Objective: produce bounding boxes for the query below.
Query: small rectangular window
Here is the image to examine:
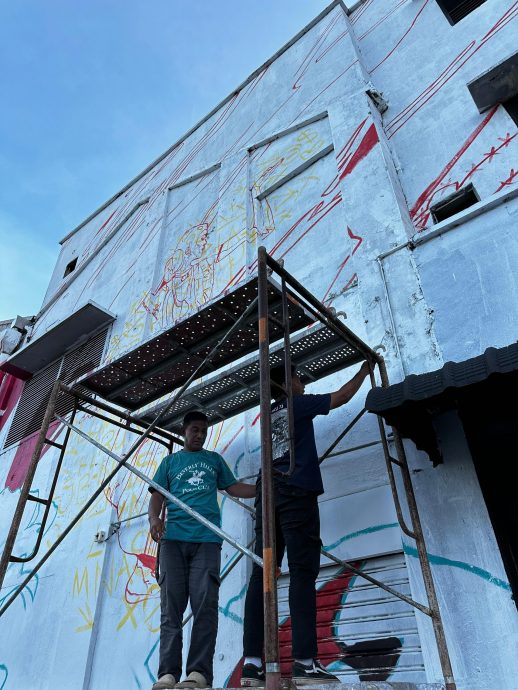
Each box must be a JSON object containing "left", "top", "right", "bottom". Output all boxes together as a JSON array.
[
  {"left": 436, "top": 0, "right": 487, "bottom": 25},
  {"left": 64, "top": 257, "right": 78, "bottom": 277},
  {"left": 430, "top": 184, "right": 480, "bottom": 223}
]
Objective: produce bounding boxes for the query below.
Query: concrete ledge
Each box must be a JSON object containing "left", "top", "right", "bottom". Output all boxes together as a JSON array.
[{"left": 226, "top": 679, "right": 444, "bottom": 690}]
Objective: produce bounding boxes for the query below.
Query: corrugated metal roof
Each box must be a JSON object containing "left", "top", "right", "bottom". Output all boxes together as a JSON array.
[{"left": 365, "top": 343, "right": 518, "bottom": 465}]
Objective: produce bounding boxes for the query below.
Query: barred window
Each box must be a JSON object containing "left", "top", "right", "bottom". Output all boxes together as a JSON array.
[
  {"left": 436, "top": 0, "right": 487, "bottom": 24},
  {"left": 4, "top": 328, "right": 108, "bottom": 447}
]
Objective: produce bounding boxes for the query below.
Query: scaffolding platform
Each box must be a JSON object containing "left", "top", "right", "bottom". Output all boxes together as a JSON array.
[
  {"left": 77, "top": 276, "right": 319, "bottom": 410},
  {"left": 0, "top": 249, "right": 457, "bottom": 690},
  {"left": 137, "top": 323, "right": 363, "bottom": 434}
]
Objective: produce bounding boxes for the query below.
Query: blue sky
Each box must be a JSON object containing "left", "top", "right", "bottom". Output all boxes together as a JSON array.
[{"left": 0, "top": 1, "right": 326, "bottom": 319}]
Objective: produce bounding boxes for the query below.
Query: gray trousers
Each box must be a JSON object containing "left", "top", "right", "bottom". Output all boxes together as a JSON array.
[{"left": 158, "top": 540, "right": 221, "bottom": 683}]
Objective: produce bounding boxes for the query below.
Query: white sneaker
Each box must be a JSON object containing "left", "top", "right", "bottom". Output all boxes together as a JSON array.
[
  {"left": 152, "top": 674, "right": 176, "bottom": 690},
  {"left": 176, "top": 671, "right": 209, "bottom": 688}
]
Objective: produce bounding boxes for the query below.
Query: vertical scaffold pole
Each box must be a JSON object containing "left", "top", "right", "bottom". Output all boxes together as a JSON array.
[{"left": 257, "top": 246, "right": 281, "bottom": 690}]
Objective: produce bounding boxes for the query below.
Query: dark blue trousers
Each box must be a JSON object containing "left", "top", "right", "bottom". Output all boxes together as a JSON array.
[{"left": 243, "top": 485, "right": 321, "bottom": 660}]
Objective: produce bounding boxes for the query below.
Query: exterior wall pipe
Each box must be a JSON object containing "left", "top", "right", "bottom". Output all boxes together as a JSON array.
[
  {"left": 375, "top": 257, "right": 407, "bottom": 376},
  {"left": 257, "top": 246, "right": 281, "bottom": 690}
]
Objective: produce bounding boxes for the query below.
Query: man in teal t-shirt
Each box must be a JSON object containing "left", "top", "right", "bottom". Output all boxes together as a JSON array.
[{"left": 148, "top": 411, "right": 255, "bottom": 690}]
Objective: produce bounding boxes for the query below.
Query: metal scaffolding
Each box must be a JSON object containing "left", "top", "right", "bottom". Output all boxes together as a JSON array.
[{"left": 0, "top": 247, "right": 457, "bottom": 690}]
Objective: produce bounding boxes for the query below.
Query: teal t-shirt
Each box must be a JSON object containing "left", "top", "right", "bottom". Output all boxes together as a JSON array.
[{"left": 151, "top": 449, "right": 237, "bottom": 543}]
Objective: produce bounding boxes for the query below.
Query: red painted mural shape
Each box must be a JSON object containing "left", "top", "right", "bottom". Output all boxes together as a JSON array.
[
  {"left": 4, "top": 420, "right": 61, "bottom": 491},
  {"left": 410, "top": 107, "right": 517, "bottom": 230},
  {"left": 0, "top": 372, "right": 25, "bottom": 434},
  {"left": 226, "top": 566, "right": 402, "bottom": 687},
  {"left": 384, "top": 1, "right": 518, "bottom": 139}
]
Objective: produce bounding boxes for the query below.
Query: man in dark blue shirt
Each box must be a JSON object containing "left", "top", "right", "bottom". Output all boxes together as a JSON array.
[{"left": 241, "top": 361, "right": 371, "bottom": 686}]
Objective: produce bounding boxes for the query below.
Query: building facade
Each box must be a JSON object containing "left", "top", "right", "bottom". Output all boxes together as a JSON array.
[{"left": 1, "top": 1, "right": 517, "bottom": 688}]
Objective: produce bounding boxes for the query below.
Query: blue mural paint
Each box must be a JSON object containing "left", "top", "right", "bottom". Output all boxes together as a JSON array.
[
  {"left": 131, "top": 669, "right": 143, "bottom": 690},
  {"left": 219, "top": 583, "right": 247, "bottom": 624},
  {"left": 0, "top": 664, "right": 7, "bottom": 690},
  {"left": 323, "top": 522, "right": 399, "bottom": 551},
  {"left": 323, "top": 523, "right": 511, "bottom": 591},
  {"left": 218, "top": 606, "right": 242, "bottom": 624},
  {"left": 403, "top": 543, "right": 511, "bottom": 591},
  {"left": 233, "top": 451, "right": 245, "bottom": 477},
  {"left": 144, "top": 637, "right": 160, "bottom": 683}
]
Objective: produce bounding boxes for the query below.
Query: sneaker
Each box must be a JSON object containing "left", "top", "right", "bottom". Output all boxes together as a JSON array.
[
  {"left": 176, "top": 671, "right": 208, "bottom": 689},
  {"left": 152, "top": 674, "right": 176, "bottom": 690},
  {"left": 292, "top": 660, "right": 340, "bottom": 684},
  {"left": 241, "top": 663, "right": 265, "bottom": 687}
]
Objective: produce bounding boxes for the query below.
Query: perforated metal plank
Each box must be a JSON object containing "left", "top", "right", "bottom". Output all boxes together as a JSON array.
[
  {"left": 137, "top": 323, "right": 364, "bottom": 434},
  {"left": 78, "top": 276, "right": 316, "bottom": 410}
]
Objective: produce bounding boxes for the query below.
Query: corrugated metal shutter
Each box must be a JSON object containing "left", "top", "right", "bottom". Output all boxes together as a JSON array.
[
  {"left": 5, "top": 328, "right": 108, "bottom": 447},
  {"left": 277, "top": 552, "right": 426, "bottom": 683}
]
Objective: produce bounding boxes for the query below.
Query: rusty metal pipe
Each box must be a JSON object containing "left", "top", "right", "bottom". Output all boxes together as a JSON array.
[
  {"left": 318, "top": 407, "right": 367, "bottom": 465},
  {"left": 60, "top": 383, "right": 180, "bottom": 445},
  {"left": 258, "top": 246, "right": 281, "bottom": 690},
  {"left": 75, "top": 404, "right": 172, "bottom": 450},
  {"left": 10, "top": 402, "right": 78, "bottom": 564},
  {"left": 377, "top": 358, "right": 457, "bottom": 690}
]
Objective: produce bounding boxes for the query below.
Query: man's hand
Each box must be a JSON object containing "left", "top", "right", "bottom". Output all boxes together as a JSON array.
[
  {"left": 359, "top": 360, "right": 372, "bottom": 377},
  {"left": 149, "top": 516, "right": 165, "bottom": 542}
]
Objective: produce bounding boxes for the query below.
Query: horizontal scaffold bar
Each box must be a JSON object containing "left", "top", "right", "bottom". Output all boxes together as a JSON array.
[{"left": 55, "top": 415, "right": 262, "bottom": 567}]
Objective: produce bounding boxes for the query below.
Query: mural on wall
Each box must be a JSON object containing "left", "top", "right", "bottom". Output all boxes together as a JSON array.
[
  {"left": 226, "top": 565, "right": 403, "bottom": 686},
  {"left": 410, "top": 107, "right": 517, "bottom": 229}
]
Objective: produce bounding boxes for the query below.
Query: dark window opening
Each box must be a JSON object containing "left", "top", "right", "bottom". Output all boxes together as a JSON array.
[
  {"left": 430, "top": 183, "right": 479, "bottom": 223},
  {"left": 64, "top": 257, "right": 78, "bottom": 277},
  {"left": 467, "top": 52, "right": 518, "bottom": 115},
  {"left": 436, "top": 0, "right": 487, "bottom": 24},
  {"left": 503, "top": 94, "right": 518, "bottom": 126},
  {"left": 4, "top": 328, "right": 108, "bottom": 447}
]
